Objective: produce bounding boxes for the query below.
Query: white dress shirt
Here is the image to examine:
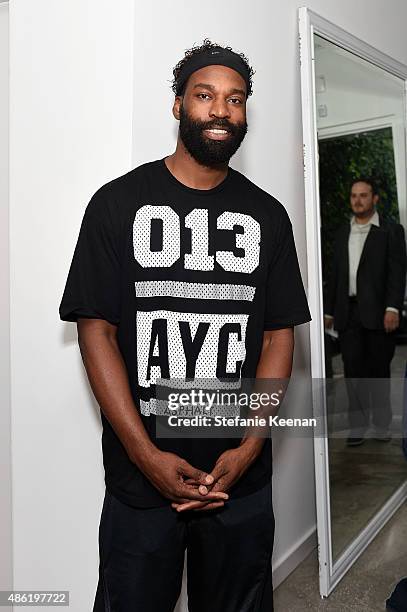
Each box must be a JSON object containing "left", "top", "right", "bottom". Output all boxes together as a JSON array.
[{"left": 348, "top": 210, "right": 379, "bottom": 296}]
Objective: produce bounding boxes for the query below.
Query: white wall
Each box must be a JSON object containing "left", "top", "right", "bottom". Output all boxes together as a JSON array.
[
  {"left": 0, "top": 3, "right": 11, "bottom": 609},
  {"left": 9, "top": 1, "right": 407, "bottom": 611},
  {"left": 315, "top": 43, "right": 405, "bottom": 130},
  {"left": 9, "top": 2, "right": 134, "bottom": 610}
]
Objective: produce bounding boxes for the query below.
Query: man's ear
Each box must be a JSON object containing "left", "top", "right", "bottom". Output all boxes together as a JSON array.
[
  {"left": 172, "top": 96, "right": 183, "bottom": 121},
  {"left": 373, "top": 194, "right": 379, "bottom": 205}
]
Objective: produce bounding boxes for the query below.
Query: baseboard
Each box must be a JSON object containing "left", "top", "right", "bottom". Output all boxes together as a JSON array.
[{"left": 272, "top": 525, "right": 317, "bottom": 589}]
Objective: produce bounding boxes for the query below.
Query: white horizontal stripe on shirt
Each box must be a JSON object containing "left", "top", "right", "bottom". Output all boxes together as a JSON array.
[{"left": 134, "top": 280, "right": 256, "bottom": 302}]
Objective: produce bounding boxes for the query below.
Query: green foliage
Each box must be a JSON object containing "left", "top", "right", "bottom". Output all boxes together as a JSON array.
[{"left": 319, "top": 127, "right": 399, "bottom": 283}]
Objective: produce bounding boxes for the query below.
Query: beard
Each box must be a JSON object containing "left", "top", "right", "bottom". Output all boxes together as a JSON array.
[
  {"left": 352, "top": 203, "right": 374, "bottom": 217},
  {"left": 178, "top": 104, "right": 248, "bottom": 167}
]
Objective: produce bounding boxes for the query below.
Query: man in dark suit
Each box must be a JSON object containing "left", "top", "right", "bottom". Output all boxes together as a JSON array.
[{"left": 324, "top": 177, "right": 406, "bottom": 445}]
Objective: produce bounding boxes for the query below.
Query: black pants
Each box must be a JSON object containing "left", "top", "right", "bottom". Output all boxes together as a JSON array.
[
  {"left": 93, "top": 483, "right": 274, "bottom": 612},
  {"left": 339, "top": 299, "right": 396, "bottom": 435}
]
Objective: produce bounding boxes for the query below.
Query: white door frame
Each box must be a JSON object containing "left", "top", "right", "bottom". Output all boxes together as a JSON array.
[{"left": 298, "top": 6, "right": 407, "bottom": 598}]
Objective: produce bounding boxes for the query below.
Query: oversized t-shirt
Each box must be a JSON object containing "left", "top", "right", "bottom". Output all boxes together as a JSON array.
[{"left": 59, "top": 157, "right": 311, "bottom": 508}]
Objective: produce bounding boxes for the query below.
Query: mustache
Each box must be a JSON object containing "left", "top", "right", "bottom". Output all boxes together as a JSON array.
[{"left": 199, "top": 118, "right": 245, "bottom": 134}]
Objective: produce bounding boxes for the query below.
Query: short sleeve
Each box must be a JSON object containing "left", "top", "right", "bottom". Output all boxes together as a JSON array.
[
  {"left": 263, "top": 208, "right": 311, "bottom": 330},
  {"left": 59, "top": 187, "right": 121, "bottom": 325}
]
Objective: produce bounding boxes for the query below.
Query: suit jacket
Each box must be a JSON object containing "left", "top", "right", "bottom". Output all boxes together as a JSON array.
[{"left": 325, "top": 214, "right": 407, "bottom": 331}]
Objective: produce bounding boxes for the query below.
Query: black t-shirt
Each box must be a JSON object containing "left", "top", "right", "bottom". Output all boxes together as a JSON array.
[{"left": 59, "top": 157, "right": 311, "bottom": 508}]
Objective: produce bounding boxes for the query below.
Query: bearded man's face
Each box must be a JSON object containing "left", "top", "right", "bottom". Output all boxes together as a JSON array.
[{"left": 179, "top": 103, "right": 248, "bottom": 166}]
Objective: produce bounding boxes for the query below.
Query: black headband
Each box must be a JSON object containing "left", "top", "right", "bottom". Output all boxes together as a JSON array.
[{"left": 176, "top": 47, "right": 251, "bottom": 96}]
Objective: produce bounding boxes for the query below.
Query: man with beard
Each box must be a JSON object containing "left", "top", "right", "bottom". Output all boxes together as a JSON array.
[
  {"left": 59, "top": 39, "right": 311, "bottom": 611},
  {"left": 324, "top": 178, "right": 406, "bottom": 445}
]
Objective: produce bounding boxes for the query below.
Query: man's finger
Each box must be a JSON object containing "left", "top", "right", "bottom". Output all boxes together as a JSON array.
[
  {"left": 173, "top": 499, "right": 226, "bottom": 512},
  {"left": 179, "top": 462, "right": 214, "bottom": 485},
  {"left": 180, "top": 484, "right": 211, "bottom": 496},
  {"left": 171, "top": 499, "right": 212, "bottom": 509},
  {"left": 176, "top": 486, "right": 228, "bottom": 503},
  {"left": 208, "top": 462, "right": 227, "bottom": 484},
  {"left": 193, "top": 501, "right": 225, "bottom": 511},
  {"left": 183, "top": 474, "right": 214, "bottom": 486},
  {"left": 207, "top": 477, "right": 233, "bottom": 495},
  {"left": 181, "top": 479, "right": 227, "bottom": 496}
]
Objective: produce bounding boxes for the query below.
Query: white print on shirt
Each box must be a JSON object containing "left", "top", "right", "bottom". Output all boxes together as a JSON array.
[
  {"left": 136, "top": 310, "right": 249, "bottom": 387},
  {"left": 132, "top": 205, "right": 259, "bottom": 390},
  {"left": 133, "top": 205, "right": 260, "bottom": 273},
  {"left": 184, "top": 208, "right": 214, "bottom": 270}
]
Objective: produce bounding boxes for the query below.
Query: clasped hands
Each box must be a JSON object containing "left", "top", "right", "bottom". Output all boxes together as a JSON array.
[{"left": 143, "top": 446, "right": 253, "bottom": 513}]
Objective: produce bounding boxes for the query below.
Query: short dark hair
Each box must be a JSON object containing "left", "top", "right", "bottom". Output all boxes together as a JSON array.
[
  {"left": 171, "top": 38, "right": 255, "bottom": 98},
  {"left": 350, "top": 177, "right": 379, "bottom": 195}
]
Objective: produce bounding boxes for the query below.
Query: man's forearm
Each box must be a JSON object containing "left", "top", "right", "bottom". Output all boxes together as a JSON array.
[
  {"left": 77, "top": 319, "right": 157, "bottom": 471},
  {"left": 238, "top": 328, "right": 294, "bottom": 455}
]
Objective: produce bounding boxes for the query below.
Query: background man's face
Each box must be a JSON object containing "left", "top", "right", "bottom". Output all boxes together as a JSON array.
[
  {"left": 175, "top": 64, "right": 248, "bottom": 166},
  {"left": 350, "top": 182, "right": 378, "bottom": 217}
]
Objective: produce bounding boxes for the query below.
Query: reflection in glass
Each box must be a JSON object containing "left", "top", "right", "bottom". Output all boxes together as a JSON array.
[{"left": 314, "top": 34, "right": 407, "bottom": 561}]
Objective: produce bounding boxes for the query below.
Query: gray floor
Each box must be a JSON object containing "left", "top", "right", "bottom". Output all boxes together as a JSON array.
[
  {"left": 274, "top": 504, "right": 407, "bottom": 612},
  {"left": 274, "top": 501, "right": 407, "bottom": 611},
  {"left": 329, "top": 437, "right": 407, "bottom": 559},
  {"left": 327, "top": 344, "right": 407, "bottom": 558}
]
